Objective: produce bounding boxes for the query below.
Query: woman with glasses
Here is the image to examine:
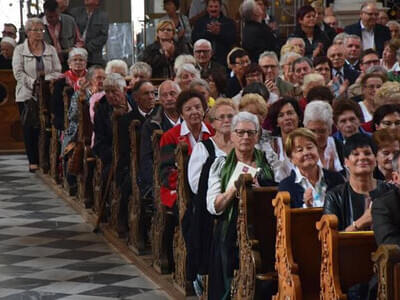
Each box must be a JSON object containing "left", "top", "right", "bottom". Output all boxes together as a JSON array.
[
  {"left": 359, "top": 73, "right": 386, "bottom": 123},
  {"left": 279, "top": 128, "right": 344, "bottom": 208},
  {"left": 372, "top": 104, "right": 400, "bottom": 131},
  {"left": 140, "top": 20, "right": 189, "bottom": 78},
  {"left": 12, "top": 17, "right": 61, "bottom": 172},
  {"left": 206, "top": 111, "right": 275, "bottom": 299}
]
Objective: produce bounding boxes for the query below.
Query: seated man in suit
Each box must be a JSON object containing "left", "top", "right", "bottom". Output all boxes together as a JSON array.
[
  {"left": 193, "top": 39, "right": 225, "bottom": 73},
  {"left": 344, "top": 0, "right": 391, "bottom": 57},
  {"left": 327, "top": 44, "right": 360, "bottom": 86},
  {"left": 344, "top": 34, "right": 362, "bottom": 72}
]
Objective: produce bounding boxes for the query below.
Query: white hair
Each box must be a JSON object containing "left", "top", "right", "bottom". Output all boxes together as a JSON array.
[
  {"left": 103, "top": 73, "right": 126, "bottom": 92},
  {"left": 190, "top": 78, "right": 210, "bottom": 92},
  {"left": 343, "top": 34, "right": 361, "bottom": 46},
  {"left": 193, "top": 39, "right": 212, "bottom": 50},
  {"left": 279, "top": 51, "right": 302, "bottom": 67},
  {"left": 259, "top": 51, "right": 278, "bottom": 65},
  {"left": 287, "top": 37, "right": 305, "bottom": 48},
  {"left": 333, "top": 32, "right": 349, "bottom": 44},
  {"left": 105, "top": 59, "right": 128, "bottom": 76},
  {"left": 176, "top": 63, "right": 200, "bottom": 79},
  {"left": 231, "top": 111, "right": 260, "bottom": 132},
  {"left": 174, "top": 54, "right": 196, "bottom": 73},
  {"left": 158, "top": 79, "right": 181, "bottom": 96},
  {"left": 302, "top": 73, "right": 325, "bottom": 91},
  {"left": 303, "top": 100, "right": 333, "bottom": 129},
  {"left": 68, "top": 47, "right": 88, "bottom": 62},
  {"left": 240, "top": 0, "right": 257, "bottom": 22},
  {"left": 0, "top": 37, "right": 16, "bottom": 48},
  {"left": 130, "top": 61, "right": 152, "bottom": 78},
  {"left": 387, "top": 20, "right": 400, "bottom": 29},
  {"left": 25, "top": 18, "right": 43, "bottom": 32}
]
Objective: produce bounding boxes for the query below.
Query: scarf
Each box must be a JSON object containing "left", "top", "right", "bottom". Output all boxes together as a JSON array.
[{"left": 64, "top": 69, "right": 87, "bottom": 91}]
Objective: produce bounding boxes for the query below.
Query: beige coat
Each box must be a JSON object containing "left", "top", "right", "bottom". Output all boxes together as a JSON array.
[{"left": 12, "top": 40, "right": 61, "bottom": 102}]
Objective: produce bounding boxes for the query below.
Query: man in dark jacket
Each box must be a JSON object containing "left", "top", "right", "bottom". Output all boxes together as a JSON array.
[
  {"left": 191, "top": 0, "right": 236, "bottom": 67},
  {"left": 327, "top": 44, "right": 360, "bottom": 85},
  {"left": 344, "top": 1, "right": 391, "bottom": 57},
  {"left": 70, "top": 0, "right": 108, "bottom": 66}
]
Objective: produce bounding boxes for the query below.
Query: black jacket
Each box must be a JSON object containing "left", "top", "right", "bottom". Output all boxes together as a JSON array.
[
  {"left": 279, "top": 168, "right": 345, "bottom": 208},
  {"left": 372, "top": 187, "right": 400, "bottom": 247},
  {"left": 323, "top": 180, "right": 395, "bottom": 231},
  {"left": 192, "top": 13, "right": 236, "bottom": 67},
  {"left": 290, "top": 25, "right": 331, "bottom": 58},
  {"left": 242, "top": 20, "right": 279, "bottom": 62},
  {"left": 344, "top": 21, "right": 391, "bottom": 57},
  {"left": 321, "top": 22, "right": 337, "bottom": 43}
]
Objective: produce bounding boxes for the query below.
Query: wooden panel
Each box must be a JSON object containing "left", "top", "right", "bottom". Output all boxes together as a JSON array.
[{"left": 0, "top": 70, "right": 24, "bottom": 152}]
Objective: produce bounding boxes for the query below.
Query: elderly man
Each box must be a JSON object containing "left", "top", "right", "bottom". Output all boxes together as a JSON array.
[
  {"left": 287, "top": 37, "right": 306, "bottom": 56},
  {"left": 191, "top": 0, "right": 236, "bottom": 67},
  {"left": 70, "top": 0, "right": 109, "bottom": 66},
  {"left": 0, "top": 37, "right": 16, "bottom": 69},
  {"left": 343, "top": 34, "right": 362, "bottom": 71},
  {"left": 193, "top": 38, "right": 225, "bottom": 72},
  {"left": 139, "top": 80, "right": 180, "bottom": 198},
  {"left": 42, "top": 0, "right": 83, "bottom": 70},
  {"left": 2, "top": 23, "right": 17, "bottom": 40},
  {"left": 292, "top": 57, "right": 313, "bottom": 86},
  {"left": 327, "top": 44, "right": 359, "bottom": 85},
  {"left": 344, "top": 0, "right": 391, "bottom": 57},
  {"left": 259, "top": 51, "right": 295, "bottom": 97}
]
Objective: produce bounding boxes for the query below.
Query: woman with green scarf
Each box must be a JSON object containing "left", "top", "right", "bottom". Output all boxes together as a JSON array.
[{"left": 206, "top": 111, "right": 275, "bottom": 299}]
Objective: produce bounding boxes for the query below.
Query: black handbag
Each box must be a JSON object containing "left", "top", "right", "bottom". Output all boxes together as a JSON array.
[{"left": 21, "top": 99, "right": 39, "bottom": 128}]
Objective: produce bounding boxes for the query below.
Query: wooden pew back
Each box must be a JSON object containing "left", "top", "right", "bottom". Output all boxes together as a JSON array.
[
  {"left": 317, "top": 214, "right": 376, "bottom": 300},
  {"left": 232, "top": 174, "right": 278, "bottom": 299},
  {"left": 273, "top": 192, "right": 322, "bottom": 300},
  {"left": 38, "top": 75, "right": 52, "bottom": 173}
]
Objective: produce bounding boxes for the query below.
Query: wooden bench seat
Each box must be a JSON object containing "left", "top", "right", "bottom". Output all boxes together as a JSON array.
[
  {"left": 272, "top": 191, "right": 323, "bottom": 300},
  {"left": 316, "top": 214, "right": 377, "bottom": 300}
]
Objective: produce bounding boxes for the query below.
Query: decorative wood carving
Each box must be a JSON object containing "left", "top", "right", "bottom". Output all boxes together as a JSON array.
[
  {"left": 128, "top": 119, "right": 146, "bottom": 254},
  {"left": 372, "top": 244, "right": 400, "bottom": 300},
  {"left": 38, "top": 75, "right": 51, "bottom": 173},
  {"left": 151, "top": 130, "right": 171, "bottom": 274},
  {"left": 173, "top": 142, "right": 194, "bottom": 296}
]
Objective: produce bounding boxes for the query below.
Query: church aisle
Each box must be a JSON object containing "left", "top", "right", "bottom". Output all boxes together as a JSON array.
[{"left": 0, "top": 155, "right": 169, "bottom": 300}]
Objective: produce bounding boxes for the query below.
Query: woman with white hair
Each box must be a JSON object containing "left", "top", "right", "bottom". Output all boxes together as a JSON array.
[
  {"left": 173, "top": 54, "right": 196, "bottom": 74},
  {"left": 280, "top": 51, "right": 302, "bottom": 84},
  {"left": 0, "top": 37, "right": 16, "bottom": 69},
  {"left": 303, "top": 100, "right": 344, "bottom": 173},
  {"left": 240, "top": 0, "right": 279, "bottom": 62},
  {"left": 175, "top": 63, "right": 200, "bottom": 90},
  {"left": 207, "top": 111, "right": 275, "bottom": 299},
  {"left": 12, "top": 17, "right": 61, "bottom": 172},
  {"left": 129, "top": 61, "right": 152, "bottom": 88}
]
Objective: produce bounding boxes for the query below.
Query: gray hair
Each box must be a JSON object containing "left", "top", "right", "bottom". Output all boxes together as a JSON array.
[
  {"left": 193, "top": 39, "right": 212, "bottom": 50},
  {"left": 259, "top": 51, "right": 278, "bottom": 65},
  {"left": 387, "top": 20, "right": 400, "bottom": 29},
  {"left": 287, "top": 37, "right": 305, "bottom": 48},
  {"left": 292, "top": 56, "right": 313, "bottom": 71},
  {"left": 85, "top": 65, "right": 104, "bottom": 82},
  {"left": 105, "top": 59, "right": 128, "bottom": 76},
  {"left": 158, "top": 79, "right": 181, "bottom": 96},
  {"left": 174, "top": 54, "right": 196, "bottom": 73},
  {"left": 280, "top": 51, "right": 302, "bottom": 67},
  {"left": 303, "top": 100, "right": 333, "bottom": 129},
  {"left": 240, "top": 0, "right": 257, "bottom": 22},
  {"left": 176, "top": 63, "right": 200, "bottom": 79},
  {"left": 333, "top": 32, "right": 349, "bottom": 44},
  {"left": 68, "top": 47, "right": 88, "bottom": 62},
  {"left": 130, "top": 61, "right": 152, "bottom": 78},
  {"left": 366, "top": 65, "right": 388, "bottom": 76},
  {"left": 392, "top": 151, "right": 400, "bottom": 173},
  {"left": 25, "top": 18, "right": 43, "bottom": 32},
  {"left": 231, "top": 111, "right": 260, "bottom": 132},
  {"left": 343, "top": 34, "right": 361, "bottom": 46},
  {"left": 103, "top": 73, "right": 126, "bottom": 92},
  {"left": 190, "top": 78, "right": 210, "bottom": 92},
  {"left": 360, "top": 0, "right": 377, "bottom": 10}
]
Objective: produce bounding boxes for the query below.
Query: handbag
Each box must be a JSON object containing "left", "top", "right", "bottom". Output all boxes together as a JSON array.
[
  {"left": 21, "top": 99, "right": 39, "bottom": 128},
  {"left": 67, "top": 141, "right": 84, "bottom": 175}
]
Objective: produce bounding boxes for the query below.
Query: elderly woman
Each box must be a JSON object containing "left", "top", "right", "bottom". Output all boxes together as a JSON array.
[
  {"left": 140, "top": 19, "right": 189, "bottom": 78},
  {"left": 387, "top": 21, "right": 400, "bottom": 40},
  {"left": 280, "top": 51, "right": 302, "bottom": 84},
  {"left": 381, "top": 39, "right": 400, "bottom": 71},
  {"left": 304, "top": 101, "right": 344, "bottom": 172},
  {"left": 372, "top": 104, "right": 400, "bottom": 131},
  {"left": 240, "top": 0, "right": 278, "bottom": 63},
  {"left": 373, "top": 129, "right": 400, "bottom": 181},
  {"left": 52, "top": 47, "right": 88, "bottom": 131},
  {"left": 175, "top": 63, "right": 200, "bottom": 91},
  {"left": 174, "top": 54, "right": 196, "bottom": 74},
  {"left": 279, "top": 128, "right": 345, "bottom": 208},
  {"left": 12, "top": 17, "right": 61, "bottom": 172},
  {"left": 160, "top": 89, "right": 214, "bottom": 208},
  {"left": 0, "top": 37, "right": 16, "bottom": 69},
  {"left": 207, "top": 111, "right": 274, "bottom": 299},
  {"left": 359, "top": 73, "right": 387, "bottom": 123},
  {"left": 299, "top": 72, "right": 325, "bottom": 110},
  {"left": 324, "top": 133, "right": 395, "bottom": 231},
  {"left": 289, "top": 5, "right": 330, "bottom": 58},
  {"left": 127, "top": 61, "right": 152, "bottom": 103}
]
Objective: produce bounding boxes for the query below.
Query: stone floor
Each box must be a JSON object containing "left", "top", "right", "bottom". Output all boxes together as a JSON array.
[{"left": 0, "top": 155, "right": 170, "bottom": 300}]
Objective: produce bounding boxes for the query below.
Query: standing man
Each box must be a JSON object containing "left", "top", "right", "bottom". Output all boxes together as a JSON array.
[
  {"left": 344, "top": 0, "right": 391, "bottom": 57},
  {"left": 343, "top": 34, "right": 362, "bottom": 71},
  {"left": 192, "top": 0, "right": 236, "bottom": 67},
  {"left": 70, "top": 0, "right": 109, "bottom": 66}
]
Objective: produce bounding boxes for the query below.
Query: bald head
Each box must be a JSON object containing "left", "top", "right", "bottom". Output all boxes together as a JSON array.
[
  {"left": 159, "top": 80, "right": 180, "bottom": 112},
  {"left": 327, "top": 45, "right": 345, "bottom": 69}
]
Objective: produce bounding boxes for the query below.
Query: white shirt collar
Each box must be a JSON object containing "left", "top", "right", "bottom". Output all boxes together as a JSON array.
[
  {"left": 180, "top": 120, "right": 210, "bottom": 136},
  {"left": 294, "top": 165, "right": 323, "bottom": 184},
  {"left": 165, "top": 113, "right": 181, "bottom": 126},
  {"left": 138, "top": 107, "right": 152, "bottom": 117}
]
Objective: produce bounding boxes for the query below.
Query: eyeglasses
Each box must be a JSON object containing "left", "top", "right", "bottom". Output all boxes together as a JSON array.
[
  {"left": 234, "top": 60, "right": 250, "bottom": 66},
  {"left": 362, "top": 59, "right": 379, "bottom": 65},
  {"left": 194, "top": 49, "right": 211, "bottom": 54},
  {"left": 29, "top": 28, "right": 45, "bottom": 33},
  {"left": 234, "top": 129, "right": 258, "bottom": 137},
  {"left": 2, "top": 31, "right": 15, "bottom": 37},
  {"left": 215, "top": 114, "right": 234, "bottom": 121},
  {"left": 159, "top": 28, "right": 174, "bottom": 32}
]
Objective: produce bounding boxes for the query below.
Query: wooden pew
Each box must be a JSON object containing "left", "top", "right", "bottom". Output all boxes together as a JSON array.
[
  {"left": 372, "top": 244, "right": 400, "bottom": 300},
  {"left": 173, "top": 142, "right": 194, "bottom": 296},
  {"left": 128, "top": 119, "right": 148, "bottom": 254},
  {"left": 38, "top": 74, "right": 52, "bottom": 173},
  {"left": 151, "top": 129, "right": 171, "bottom": 274},
  {"left": 316, "top": 214, "right": 377, "bottom": 300},
  {"left": 272, "top": 192, "right": 323, "bottom": 300},
  {"left": 231, "top": 174, "right": 278, "bottom": 300},
  {"left": 62, "top": 86, "right": 75, "bottom": 192},
  {"left": 92, "top": 157, "right": 103, "bottom": 215}
]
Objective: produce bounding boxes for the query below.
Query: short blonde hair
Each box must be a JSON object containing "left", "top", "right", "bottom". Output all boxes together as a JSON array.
[
  {"left": 285, "top": 128, "right": 318, "bottom": 158},
  {"left": 280, "top": 43, "right": 303, "bottom": 57},
  {"left": 208, "top": 98, "right": 237, "bottom": 122},
  {"left": 156, "top": 20, "right": 175, "bottom": 40},
  {"left": 375, "top": 81, "right": 400, "bottom": 107},
  {"left": 239, "top": 93, "right": 268, "bottom": 119},
  {"left": 302, "top": 73, "right": 325, "bottom": 91}
]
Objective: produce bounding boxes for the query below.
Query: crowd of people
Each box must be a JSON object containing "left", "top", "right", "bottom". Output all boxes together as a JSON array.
[{"left": 1, "top": 0, "right": 400, "bottom": 299}]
